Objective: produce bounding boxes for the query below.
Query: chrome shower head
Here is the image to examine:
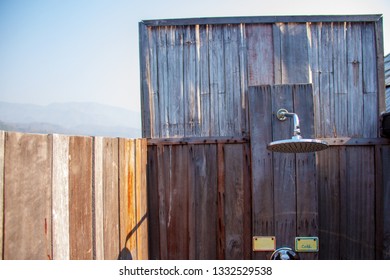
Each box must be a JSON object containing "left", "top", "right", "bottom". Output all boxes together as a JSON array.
[{"left": 267, "top": 109, "right": 329, "bottom": 153}]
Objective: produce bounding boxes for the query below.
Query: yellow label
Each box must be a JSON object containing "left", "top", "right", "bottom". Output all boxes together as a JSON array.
[
  {"left": 252, "top": 236, "right": 276, "bottom": 251},
  {"left": 295, "top": 237, "right": 319, "bottom": 252}
]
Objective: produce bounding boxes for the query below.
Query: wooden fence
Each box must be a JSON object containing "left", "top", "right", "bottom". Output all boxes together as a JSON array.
[
  {"left": 0, "top": 131, "right": 148, "bottom": 260},
  {"left": 147, "top": 137, "right": 251, "bottom": 259}
]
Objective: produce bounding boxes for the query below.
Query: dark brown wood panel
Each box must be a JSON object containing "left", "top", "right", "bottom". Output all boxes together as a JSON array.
[{"left": 69, "top": 136, "right": 93, "bottom": 260}]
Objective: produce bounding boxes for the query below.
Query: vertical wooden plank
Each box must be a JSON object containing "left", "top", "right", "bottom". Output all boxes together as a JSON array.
[
  {"left": 52, "top": 134, "right": 70, "bottom": 260},
  {"left": 199, "top": 25, "right": 211, "bottom": 136},
  {"left": 319, "top": 23, "right": 335, "bottom": 137},
  {"left": 339, "top": 146, "right": 348, "bottom": 259},
  {"left": 148, "top": 27, "right": 161, "bottom": 138},
  {"left": 280, "top": 23, "right": 310, "bottom": 84},
  {"left": 246, "top": 24, "right": 274, "bottom": 86},
  {"left": 333, "top": 22, "right": 348, "bottom": 137},
  {"left": 187, "top": 144, "right": 196, "bottom": 259},
  {"left": 93, "top": 137, "right": 104, "bottom": 260},
  {"left": 157, "top": 26, "right": 169, "bottom": 137},
  {"left": 307, "top": 22, "right": 321, "bottom": 136},
  {"left": 69, "top": 136, "right": 93, "bottom": 260},
  {"left": 375, "top": 145, "right": 384, "bottom": 260},
  {"left": 362, "top": 22, "right": 378, "bottom": 138},
  {"left": 293, "top": 84, "right": 318, "bottom": 260},
  {"left": 209, "top": 25, "right": 224, "bottom": 136},
  {"left": 217, "top": 143, "right": 226, "bottom": 259},
  {"left": 184, "top": 25, "right": 200, "bottom": 137},
  {"left": 166, "top": 145, "right": 189, "bottom": 259},
  {"left": 103, "top": 137, "right": 119, "bottom": 260},
  {"left": 147, "top": 144, "right": 160, "bottom": 259},
  {"left": 382, "top": 146, "right": 390, "bottom": 259},
  {"left": 271, "top": 85, "right": 296, "bottom": 250},
  {"left": 223, "top": 24, "right": 241, "bottom": 136},
  {"left": 347, "top": 22, "right": 364, "bottom": 137},
  {"left": 345, "top": 147, "right": 375, "bottom": 259},
  {"left": 192, "top": 144, "right": 218, "bottom": 259},
  {"left": 273, "top": 23, "right": 282, "bottom": 84},
  {"left": 239, "top": 23, "right": 249, "bottom": 136},
  {"left": 167, "top": 26, "right": 185, "bottom": 137},
  {"left": 248, "top": 86, "right": 274, "bottom": 260},
  {"left": 118, "top": 139, "right": 137, "bottom": 260},
  {"left": 0, "top": 131, "right": 4, "bottom": 260},
  {"left": 224, "top": 144, "right": 245, "bottom": 259},
  {"left": 157, "top": 144, "right": 169, "bottom": 259},
  {"left": 4, "top": 132, "right": 52, "bottom": 260},
  {"left": 317, "top": 148, "right": 340, "bottom": 260},
  {"left": 375, "top": 17, "right": 385, "bottom": 116},
  {"left": 139, "top": 22, "right": 152, "bottom": 138},
  {"left": 136, "top": 139, "right": 148, "bottom": 260}
]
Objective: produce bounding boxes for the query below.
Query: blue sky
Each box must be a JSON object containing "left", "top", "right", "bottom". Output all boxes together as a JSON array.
[{"left": 0, "top": 0, "right": 389, "bottom": 113}]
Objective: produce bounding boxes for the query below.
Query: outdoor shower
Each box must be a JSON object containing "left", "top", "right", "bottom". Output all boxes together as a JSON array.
[{"left": 267, "top": 109, "right": 328, "bottom": 153}]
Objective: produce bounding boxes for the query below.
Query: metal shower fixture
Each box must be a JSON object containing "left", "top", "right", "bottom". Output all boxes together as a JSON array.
[{"left": 267, "top": 109, "right": 329, "bottom": 153}]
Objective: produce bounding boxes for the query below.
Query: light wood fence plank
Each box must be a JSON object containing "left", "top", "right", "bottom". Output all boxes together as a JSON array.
[
  {"left": 103, "top": 138, "right": 120, "bottom": 260},
  {"left": 52, "top": 134, "right": 70, "bottom": 260},
  {"left": 94, "top": 137, "right": 104, "bottom": 260},
  {"left": 4, "top": 132, "right": 52, "bottom": 260},
  {"left": 0, "top": 131, "right": 4, "bottom": 259}
]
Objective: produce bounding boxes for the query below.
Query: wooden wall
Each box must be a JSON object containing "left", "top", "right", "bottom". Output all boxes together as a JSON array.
[
  {"left": 140, "top": 15, "right": 384, "bottom": 139},
  {"left": 0, "top": 131, "right": 148, "bottom": 260},
  {"left": 139, "top": 15, "right": 389, "bottom": 260}
]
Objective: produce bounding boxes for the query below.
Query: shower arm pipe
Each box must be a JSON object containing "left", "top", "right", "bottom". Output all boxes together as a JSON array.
[{"left": 277, "top": 109, "right": 302, "bottom": 138}]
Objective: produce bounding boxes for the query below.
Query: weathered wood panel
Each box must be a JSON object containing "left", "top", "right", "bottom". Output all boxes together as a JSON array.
[
  {"left": 0, "top": 131, "right": 4, "bottom": 259},
  {"left": 4, "top": 132, "right": 52, "bottom": 260},
  {"left": 118, "top": 139, "right": 137, "bottom": 260},
  {"left": 248, "top": 86, "right": 274, "bottom": 260},
  {"left": 147, "top": 140, "right": 251, "bottom": 260},
  {"left": 246, "top": 24, "right": 274, "bottom": 86},
  {"left": 136, "top": 139, "right": 149, "bottom": 260},
  {"left": 317, "top": 147, "right": 341, "bottom": 259},
  {"left": 343, "top": 147, "right": 375, "bottom": 259},
  {"left": 191, "top": 144, "right": 218, "bottom": 259},
  {"left": 93, "top": 137, "right": 104, "bottom": 260},
  {"left": 103, "top": 138, "right": 120, "bottom": 260},
  {"left": 69, "top": 136, "right": 93, "bottom": 260},
  {"left": 383, "top": 146, "right": 390, "bottom": 259},
  {"left": 147, "top": 145, "right": 160, "bottom": 259},
  {"left": 293, "top": 85, "right": 318, "bottom": 260},
  {"left": 52, "top": 134, "right": 70, "bottom": 260},
  {"left": 271, "top": 85, "right": 297, "bottom": 250}
]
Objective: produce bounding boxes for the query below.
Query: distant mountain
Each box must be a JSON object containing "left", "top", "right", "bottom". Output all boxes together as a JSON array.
[{"left": 0, "top": 102, "right": 142, "bottom": 138}]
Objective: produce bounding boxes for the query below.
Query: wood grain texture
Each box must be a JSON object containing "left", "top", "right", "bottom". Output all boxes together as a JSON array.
[
  {"left": 0, "top": 131, "right": 4, "bottom": 259},
  {"left": 271, "top": 85, "right": 296, "bottom": 250},
  {"left": 382, "top": 146, "right": 390, "bottom": 259},
  {"left": 246, "top": 24, "right": 274, "bottom": 86},
  {"left": 93, "top": 137, "right": 104, "bottom": 260},
  {"left": 103, "top": 138, "right": 120, "bottom": 260},
  {"left": 52, "top": 134, "right": 70, "bottom": 260},
  {"left": 317, "top": 148, "right": 341, "bottom": 260},
  {"left": 69, "top": 136, "right": 93, "bottom": 260},
  {"left": 147, "top": 145, "right": 160, "bottom": 259},
  {"left": 248, "top": 86, "right": 274, "bottom": 260},
  {"left": 192, "top": 144, "right": 218, "bottom": 259},
  {"left": 136, "top": 139, "right": 148, "bottom": 260},
  {"left": 4, "top": 132, "right": 52, "bottom": 260},
  {"left": 294, "top": 85, "right": 318, "bottom": 260},
  {"left": 217, "top": 143, "right": 226, "bottom": 259},
  {"left": 118, "top": 139, "right": 137, "bottom": 260}
]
